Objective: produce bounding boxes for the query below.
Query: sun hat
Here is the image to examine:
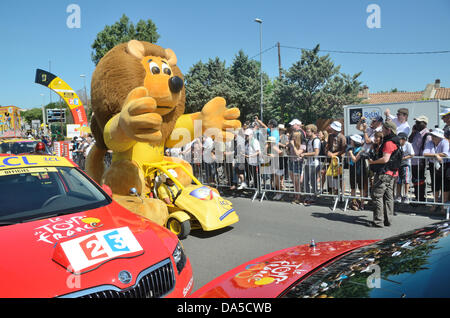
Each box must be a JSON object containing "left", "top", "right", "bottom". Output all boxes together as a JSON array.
[
  {"left": 440, "top": 107, "right": 450, "bottom": 117},
  {"left": 414, "top": 115, "right": 429, "bottom": 124},
  {"left": 383, "top": 120, "right": 397, "bottom": 134},
  {"left": 373, "top": 115, "right": 384, "bottom": 123},
  {"left": 278, "top": 124, "right": 285, "bottom": 130},
  {"left": 330, "top": 121, "right": 342, "bottom": 132},
  {"left": 397, "top": 108, "right": 409, "bottom": 116},
  {"left": 289, "top": 119, "right": 302, "bottom": 126},
  {"left": 430, "top": 128, "right": 444, "bottom": 139},
  {"left": 165, "top": 169, "right": 178, "bottom": 178},
  {"left": 350, "top": 134, "right": 363, "bottom": 145}
]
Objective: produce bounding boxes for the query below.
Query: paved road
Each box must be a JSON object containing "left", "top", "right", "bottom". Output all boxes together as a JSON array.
[{"left": 182, "top": 193, "right": 445, "bottom": 293}]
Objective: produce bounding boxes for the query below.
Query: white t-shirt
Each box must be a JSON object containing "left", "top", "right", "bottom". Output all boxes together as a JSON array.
[
  {"left": 423, "top": 138, "right": 449, "bottom": 167},
  {"left": 401, "top": 141, "right": 414, "bottom": 166},
  {"left": 202, "top": 137, "right": 215, "bottom": 163},
  {"left": 389, "top": 115, "right": 411, "bottom": 136},
  {"left": 306, "top": 137, "right": 321, "bottom": 166},
  {"left": 248, "top": 139, "right": 260, "bottom": 166}
]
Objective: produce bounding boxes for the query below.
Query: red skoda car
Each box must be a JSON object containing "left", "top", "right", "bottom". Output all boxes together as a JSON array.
[{"left": 0, "top": 155, "right": 193, "bottom": 298}]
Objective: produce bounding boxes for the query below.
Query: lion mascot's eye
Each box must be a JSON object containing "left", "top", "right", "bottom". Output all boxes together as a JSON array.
[
  {"left": 149, "top": 61, "right": 160, "bottom": 74},
  {"left": 162, "top": 64, "right": 172, "bottom": 76}
]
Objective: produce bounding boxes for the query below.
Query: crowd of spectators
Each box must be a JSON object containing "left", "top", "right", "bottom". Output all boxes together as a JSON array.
[
  {"left": 70, "top": 135, "right": 95, "bottom": 170},
  {"left": 166, "top": 107, "right": 450, "bottom": 222}
]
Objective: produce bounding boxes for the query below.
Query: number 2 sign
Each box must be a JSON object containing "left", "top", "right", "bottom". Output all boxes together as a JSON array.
[{"left": 60, "top": 227, "right": 143, "bottom": 272}]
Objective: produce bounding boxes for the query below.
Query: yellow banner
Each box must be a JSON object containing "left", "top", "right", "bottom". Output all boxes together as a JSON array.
[{"left": 0, "top": 155, "right": 73, "bottom": 169}]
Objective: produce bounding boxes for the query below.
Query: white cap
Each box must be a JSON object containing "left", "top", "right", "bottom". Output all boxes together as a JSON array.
[
  {"left": 278, "top": 124, "right": 285, "bottom": 129},
  {"left": 350, "top": 134, "right": 363, "bottom": 144},
  {"left": 440, "top": 107, "right": 450, "bottom": 117},
  {"left": 244, "top": 128, "right": 253, "bottom": 136},
  {"left": 289, "top": 119, "right": 302, "bottom": 126},
  {"left": 330, "top": 121, "right": 342, "bottom": 132},
  {"left": 430, "top": 128, "right": 444, "bottom": 139},
  {"left": 165, "top": 169, "right": 178, "bottom": 178}
]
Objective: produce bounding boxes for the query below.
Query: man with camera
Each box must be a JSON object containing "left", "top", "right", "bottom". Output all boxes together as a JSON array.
[
  {"left": 357, "top": 115, "right": 383, "bottom": 152},
  {"left": 368, "top": 121, "right": 402, "bottom": 228}
]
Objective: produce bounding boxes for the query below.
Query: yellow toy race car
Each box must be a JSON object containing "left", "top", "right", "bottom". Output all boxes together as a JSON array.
[{"left": 142, "top": 161, "right": 239, "bottom": 239}]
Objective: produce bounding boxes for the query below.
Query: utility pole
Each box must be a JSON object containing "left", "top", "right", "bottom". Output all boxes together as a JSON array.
[
  {"left": 277, "top": 42, "right": 282, "bottom": 79},
  {"left": 255, "top": 18, "right": 263, "bottom": 122},
  {"left": 277, "top": 42, "right": 284, "bottom": 124}
]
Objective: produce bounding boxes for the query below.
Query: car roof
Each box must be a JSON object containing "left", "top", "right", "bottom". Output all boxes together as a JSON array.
[{"left": 0, "top": 155, "right": 74, "bottom": 170}]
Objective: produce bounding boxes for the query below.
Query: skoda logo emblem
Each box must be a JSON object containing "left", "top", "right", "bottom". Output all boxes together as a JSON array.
[{"left": 118, "top": 270, "right": 132, "bottom": 284}]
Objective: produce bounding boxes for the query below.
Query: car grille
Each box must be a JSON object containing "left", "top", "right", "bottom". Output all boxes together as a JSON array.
[{"left": 61, "top": 259, "right": 175, "bottom": 298}]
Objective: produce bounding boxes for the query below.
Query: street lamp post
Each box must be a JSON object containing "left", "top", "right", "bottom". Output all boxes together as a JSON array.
[
  {"left": 255, "top": 18, "right": 263, "bottom": 122},
  {"left": 40, "top": 93, "right": 47, "bottom": 136}
]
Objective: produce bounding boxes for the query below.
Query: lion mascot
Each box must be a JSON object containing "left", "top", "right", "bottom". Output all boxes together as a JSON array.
[{"left": 86, "top": 40, "right": 240, "bottom": 226}]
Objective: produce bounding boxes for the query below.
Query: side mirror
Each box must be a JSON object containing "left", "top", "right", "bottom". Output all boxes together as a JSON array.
[{"left": 102, "top": 184, "right": 113, "bottom": 197}]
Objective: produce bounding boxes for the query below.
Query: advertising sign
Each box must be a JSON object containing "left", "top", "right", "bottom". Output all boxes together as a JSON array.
[
  {"left": 66, "top": 124, "right": 81, "bottom": 138},
  {"left": 35, "top": 69, "right": 88, "bottom": 127},
  {"left": 0, "top": 106, "right": 23, "bottom": 138}
]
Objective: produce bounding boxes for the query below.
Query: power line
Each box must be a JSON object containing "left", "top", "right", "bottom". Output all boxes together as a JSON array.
[
  {"left": 281, "top": 45, "right": 450, "bottom": 55},
  {"left": 250, "top": 44, "right": 277, "bottom": 59},
  {"left": 250, "top": 44, "right": 450, "bottom": 58}
]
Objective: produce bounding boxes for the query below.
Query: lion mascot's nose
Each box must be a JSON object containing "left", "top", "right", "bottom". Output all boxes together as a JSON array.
[{"left": 169, "top": 76, "right": 184, "bottom": 94}]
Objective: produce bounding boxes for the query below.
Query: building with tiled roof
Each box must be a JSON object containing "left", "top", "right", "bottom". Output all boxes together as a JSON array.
[{"left": 358, "top": 79, "right": 450, "bottom": 104}]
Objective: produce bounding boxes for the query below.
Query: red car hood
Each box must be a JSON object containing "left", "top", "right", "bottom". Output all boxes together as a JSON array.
[
  {"left": 0, "top": 201, "right": 178, "bottom": 298},
  {"left": 192, "top": 240, "right": 377, "bottom": 298}
]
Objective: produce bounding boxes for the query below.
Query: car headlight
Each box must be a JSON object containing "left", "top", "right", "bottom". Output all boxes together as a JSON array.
[{"left": 172, "top": 241, "right": 187, "bottom": 274}]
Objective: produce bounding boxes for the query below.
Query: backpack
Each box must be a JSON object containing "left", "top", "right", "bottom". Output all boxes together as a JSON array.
[{"left": 383, "top": 136, "right": 403, "bottom": 172}]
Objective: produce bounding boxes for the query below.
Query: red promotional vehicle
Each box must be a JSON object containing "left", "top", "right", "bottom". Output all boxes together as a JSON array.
[
  {"left": 0, "top": 155, "right": 193, "bottom": 298},
  {"left": 192, "top": 221, "right": 450, "bottom": 298}
]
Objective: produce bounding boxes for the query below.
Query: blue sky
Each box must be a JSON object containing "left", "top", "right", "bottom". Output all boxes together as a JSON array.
[{"left": 1, "top": 0, "right": 449, "bottom": 109}]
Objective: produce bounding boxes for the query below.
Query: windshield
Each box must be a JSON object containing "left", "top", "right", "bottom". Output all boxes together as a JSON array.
[
  {"left": 0, "top": 141, "right": 49, "bottom": 154},
  {"left": 0, "top": 166, "right": 110, "bottom": 223},
  {"left": 283, "top": 222, "right": 450, "bottom": 298}
]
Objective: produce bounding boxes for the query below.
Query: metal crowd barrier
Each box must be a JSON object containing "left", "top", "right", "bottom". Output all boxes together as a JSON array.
[
  {"left": 186, "top": 152, "right": 448, "bottom": 219},
  {"left": 339, "top": 155, "right": 449, "bottom": 219},
  {"left": 101, "top": 147, "right": 449, "bottom": 220}
]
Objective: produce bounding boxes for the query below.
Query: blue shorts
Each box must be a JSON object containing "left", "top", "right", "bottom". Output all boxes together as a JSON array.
[
  {"left": 289, "top": 160, "right": 302, "bottom": 174},
  {"left": 397, "top": 165, "right": 411, "bottom": 184}
]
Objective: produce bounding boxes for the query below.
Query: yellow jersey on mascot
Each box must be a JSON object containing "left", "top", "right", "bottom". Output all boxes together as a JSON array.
[{"left": 86, "top": 40, "right": 241, "bottom": 226}]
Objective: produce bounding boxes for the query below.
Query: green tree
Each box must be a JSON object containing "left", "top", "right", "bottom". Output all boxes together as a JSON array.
[
  {"left": 228, "top": 50, "right": 268, "bottom": 122},
  {"left": 184, "top": 57, "right": 233, "bottom": 113},
  {"left": 91, "top": 14, "right": 160, "bottom": 65},
  {"left": 185, "top": 50, "right": 271, "bottom": 123},
  {"left": 21, "top": 107, "right": 44, "bottom": 124},
  {"left": 271, "top": 44, "right": 363, "bottom": 124}
]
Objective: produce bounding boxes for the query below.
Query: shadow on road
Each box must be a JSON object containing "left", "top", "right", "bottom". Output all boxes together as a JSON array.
[
  {"left": 187, "top": 226, "right": 235, "bottom": 239},
  {"left": 311, "top": 211, "right": 372, "bottom": 227}
]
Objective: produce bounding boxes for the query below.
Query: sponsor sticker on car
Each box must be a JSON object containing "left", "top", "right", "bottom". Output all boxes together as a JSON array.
[{"left": 58, "top": 227, "right": 143, "bottom": 273}]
